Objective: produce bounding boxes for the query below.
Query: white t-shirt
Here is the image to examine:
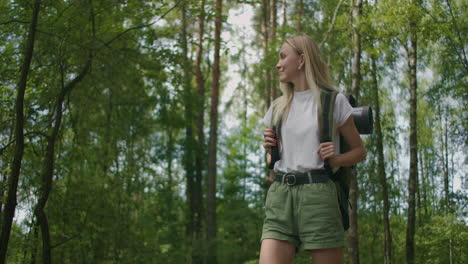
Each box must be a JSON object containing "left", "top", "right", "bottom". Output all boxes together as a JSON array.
[{"left": 262, "top": 89, "right": 353, "bottom": 173}]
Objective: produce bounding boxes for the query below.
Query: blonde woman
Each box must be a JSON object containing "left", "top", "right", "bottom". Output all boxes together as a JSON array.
[{"left": 260, "top": 34, "right": 366, "bottom": 264}]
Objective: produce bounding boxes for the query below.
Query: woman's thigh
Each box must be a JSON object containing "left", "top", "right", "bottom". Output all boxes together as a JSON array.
[
  {"left": 259, "top": 238, "right": 296, "bottom": 264},
  {"left": 309, "top": 247, "right": 344, "bottom": 264}
]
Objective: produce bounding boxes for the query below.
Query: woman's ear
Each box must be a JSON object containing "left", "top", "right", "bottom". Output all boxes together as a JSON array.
[{"left": 298, "top": 54, "right": 305, "bottom": 70}]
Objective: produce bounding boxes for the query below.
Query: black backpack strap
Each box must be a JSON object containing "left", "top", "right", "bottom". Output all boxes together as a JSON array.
[
  {"left": 318, "top": 89, "right": 338, "bottom": 178},
  {"left": 268, "top": 103, "right": 282, "bottom": 169}
]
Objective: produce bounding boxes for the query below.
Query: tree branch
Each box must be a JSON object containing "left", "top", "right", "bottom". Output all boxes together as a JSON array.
[
  {"left": 0, "top": 20, "right": 29, "bottom": 26},
  {"left": 50, "top": 234, "right": 81, "bottom": 249},
  {"left": 445, "top": 0, "right": 468, "bottom": 71},
  {"left": 320, "top": 0, "right": 345, "bottom": 47},
  {"left": 103, "top": 0, "right": 184, "bottom": 48}
]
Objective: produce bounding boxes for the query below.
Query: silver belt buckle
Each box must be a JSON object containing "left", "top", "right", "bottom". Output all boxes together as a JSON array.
[{"left": 285, "top": 173, "right": 296, "bottom": 186}]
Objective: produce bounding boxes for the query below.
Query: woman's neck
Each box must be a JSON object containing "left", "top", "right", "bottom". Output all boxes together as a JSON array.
[{"left": 292, "top": 74, "right": 309, "bottom": 92}]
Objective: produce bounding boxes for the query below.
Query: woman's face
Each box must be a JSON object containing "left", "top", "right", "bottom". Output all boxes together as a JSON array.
[{"left": 276, "top": 43, "right": 303, "bottom": 83}]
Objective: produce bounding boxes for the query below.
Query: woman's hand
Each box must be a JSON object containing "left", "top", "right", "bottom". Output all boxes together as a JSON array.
[
  {"left": 263, "top": 128, "right": 277, "bottom": 154},
  {"left": 317, "top": 142, "right": 336, "bottom": 162},
  {"left": 317, "top": 115, "right": 366, "bottom": 168}
]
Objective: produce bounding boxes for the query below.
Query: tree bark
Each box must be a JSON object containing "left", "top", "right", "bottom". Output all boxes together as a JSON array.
[
  {"left": 405, "top": 17, "right": 418, "bottom": 264},
  {"left": 351, "top": 0, "right": 362, "bottom": 101},
  {"left": 206, "top": 0, "right": 223, "bottom": 263},
  {"left": 261, "top": 0, "right": 271, "bottom": 111},
  {"left": 270, "top": 0, "right": 277, "bottom": 41},
  {"left": 421, "top": 149, "right": 428, "bottom": 218},
  {"left": 297, "top": 0, "right": 303, "bottom": 32},
  {"left": 180, "top": 0, "right": 196, "bottom": 243},
  {"left": 193, "top": 0, "right": 206, "bottom": 263},
  {"left": 371, "top": 55, "right": 392, "bottom": 264},
  {"left": 349, "top": 1, "right": 362, "bottom": 264},
  {"left": 282, "top": 0, "right": 287, "bottom": 32},
  {"left": 438, "top": 104, "right": 449, "bottom": 211},
  {"left": 0, "top": 1, "right": 41, "bottom": 262},
  {"left": 167, "top": 128, "right": 174, "bottom": 187},
  {"left": 269, "top": 0, "right": 277, "bottom": 103}
]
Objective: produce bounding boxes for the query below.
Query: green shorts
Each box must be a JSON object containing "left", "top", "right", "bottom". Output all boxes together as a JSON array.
[{"left": 260, "top": 180, "right": 344, "bottom": 252}]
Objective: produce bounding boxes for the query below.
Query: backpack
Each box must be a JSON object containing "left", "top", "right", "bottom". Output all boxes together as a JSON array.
[
  {"left": 268, "top": 87, "right": 353, "bottom": 231},
  {"left": 318, "top": 87, "right": 352, "bottom": 231}
]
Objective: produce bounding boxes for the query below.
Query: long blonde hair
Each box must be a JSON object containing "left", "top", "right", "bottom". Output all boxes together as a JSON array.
[{"left": 271, "top": 34, "right": 336, "bottom": 127}]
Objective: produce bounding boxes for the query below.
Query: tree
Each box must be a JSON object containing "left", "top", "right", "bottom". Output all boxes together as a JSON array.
[
  {"left": 0, "top": 1, "right": 41, "bottom": 262},
  {"left": 194, "top": 0, "right": 207, "bottom": 263},
  {"left": 349, "top": 0, "right": 363, "bottom": 263},
  {"left": 405, "top": 2, "right": 419, "bottom": 263},
  {"left": 206, "top": 0, "right": 223, "bottom": 262},
  {"left": 371, "top": 53, "right": 393, "bottom": 264}
]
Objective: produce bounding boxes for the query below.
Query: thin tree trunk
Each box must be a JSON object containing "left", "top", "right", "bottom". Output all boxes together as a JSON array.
[
  {"left": 405, "top": 17, "right": 418, "bottom": 264},
  {"left": 445, "top": 115, "right": 451, "bottom": 207},
  {"left": 0, "top": 1, "right": 41, "bottom": 262},
  {"left": 0, "top": 172, "right": 7, "bottom": 228},
  {"left": 193, "top": 0, "right": 206, "bottom": 263},
  {"left": 29, "top": 221, "right": 38, "bottom": 264},
  {"left": 269, "top": 0, "right": 277, "bottom": 102},
  {"left": 206, "top": 0, "right": 223, "bottom": 263},
  {"left": 438, "top": 104, "right": 449, "bottom": 211},
  {"left": 180, "top": 0, "right": 196, "bottom": 246},
  {"left": 34, "top": 58, "right": 92, "bottom": 264},
  {"left": 262, "top": 0, "right": 273, "bottom": 186},
  {"left": 297, "top": 0, "right": 303, "bottom": 32},
  {"left": 270, "top": 0, "right": 276, "bottom": 42},
  {"left": 282, "top": 0, "right": 287, "bottom": 32},
  {"left": 262, "top": 0, "right": 271, "bottom": 111},
  {"left": 371, "top": 55, "right": 392, "bottom": 264},
  {"left": 242, "top": 59, "right": 248, "bottom": 201},
  {"left": 418, "top": 148, "right": 423, "bottom": 222},
  {"left": 351, "top": 0, "right": 362, "bottom": 101},
  {"left": 167, "top": 128, "right": 174, "bottom": 187},
  {"left": 21, "top": 217, "right": 35, "bottom": 264},
  {"left": 349, "top": 1, "right": 362, "bottom": 264},
  {"left": 421, "top": 149, "right": 428, "bottom": 218},
  {"left": 416, "top": 160, "right": 421, "bottom": 226}
]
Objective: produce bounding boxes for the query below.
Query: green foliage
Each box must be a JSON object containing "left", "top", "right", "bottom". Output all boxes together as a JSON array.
[
  {"left": 1, "top": 0, "right": 466, "bottom": 263},
  {"left": 416, "top": 215, "right": 467, "bottom": 264}
]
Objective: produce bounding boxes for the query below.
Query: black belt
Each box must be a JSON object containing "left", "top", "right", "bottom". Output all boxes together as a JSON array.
[{"left": 275, "top": 170, "right": 330, "bottom": 186}]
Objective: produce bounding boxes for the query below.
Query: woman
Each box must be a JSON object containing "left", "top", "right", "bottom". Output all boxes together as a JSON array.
[{"left": 259, "top": 34, "right": 366, "bottom": 264}]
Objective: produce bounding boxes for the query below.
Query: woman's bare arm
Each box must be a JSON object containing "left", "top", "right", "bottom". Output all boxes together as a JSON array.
[{"left": 329, "top": 115, "right": 366, "bottom": 167}]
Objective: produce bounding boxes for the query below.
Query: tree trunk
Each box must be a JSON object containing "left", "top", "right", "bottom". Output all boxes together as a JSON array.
[
  {"left": 269, "top": 0, "right": 277, "bottom": 103},
  {"left": 421, "top": 149, "right": 428, "bottom": 218},
  {"left": 416, "top": 155, "right": 421, "bottom": 227},
  {"left": 30, "top": 221, "right": 38, "bottom": 264},
  {"left": 351, "top": 0, "right": 362, "bottom": 102},
  {"left": 282, "top": 0, "right": 287, "bottom": 32},
  {"left": 34, "top": 58, "right": 91, "bottom": 264},
  {"left": 371, "top": 55, "right": 393, "bottom": 264},
  {"left": 180, "top": 0, "right": 196, "bottom": 246},
  {"left": 242, "top": 58, "right": 248, "bottom": 201},
  {"left": 349, "top": 1, "right": 362, "bottom": 264},
  {"left": 167, "top": 128, "right": 174, "bottom": 187},
  {"left": 269, "top": 0, "right": 277, "bottom": 41},
  {"left": 445, "top": 114, "right": 450, "bottom": 207},
  {"left": 438, "top": 104, "right": 449, "bottom": 211},
  {"left": 0, "top": 1, "right": 41, "bottom": 262},
  {"left": 194, "top": 0, "right": 206, "bottom": 263},
  {"left": 206, "top": 0, "right": 223, "bottom": 263},
  {"left": 262, "top": 0, "right": 271, "bottom": 111},
  {"left": 297, "top": 0, "right": 303, "bottom": 32},
  {"left": 405, "top": 17, "right": 418, "bottom": 264}
]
